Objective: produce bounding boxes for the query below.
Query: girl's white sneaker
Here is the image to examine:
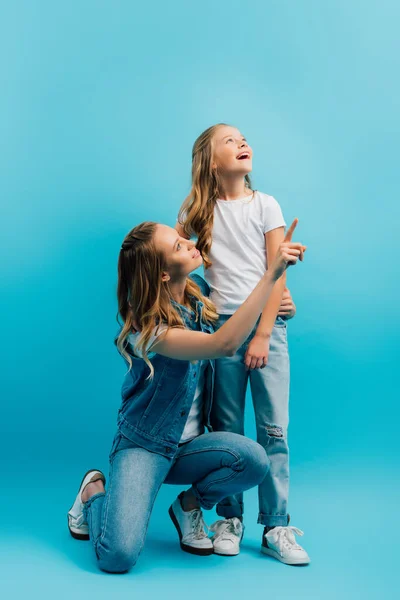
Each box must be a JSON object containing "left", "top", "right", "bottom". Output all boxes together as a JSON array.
[
  {"left": 67, "top": 469, "right": 106, "bottom": 540},
  {"left": 210, "top": 518, "right": 244, "bottom": 556},
  {"left": 261, "top": 525, "right": 310, "bottom": 565}
]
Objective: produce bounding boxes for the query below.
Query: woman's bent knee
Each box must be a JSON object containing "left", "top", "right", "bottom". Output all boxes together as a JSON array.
[{"left": 97, "top": 547, "right": 138, "bottom": 574}]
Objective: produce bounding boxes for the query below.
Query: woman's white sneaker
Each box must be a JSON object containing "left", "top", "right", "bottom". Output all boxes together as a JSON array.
[
  {"left": 168, "top": 493, "right": 213, "bottom": 555},
  {"left": 67, "top": 469, "right": 106, "bottom": 540},
  {"left": 261, "top": 526, "right": 310, "bottom": 565},
  {"left": 210, "top": 517, "right": 244, "bottom": 556}
]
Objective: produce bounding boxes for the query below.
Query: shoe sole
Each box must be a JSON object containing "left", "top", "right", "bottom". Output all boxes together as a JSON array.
[
  {"left": 67, "top": 468, "right": 105, "bottom": 541},
  {"left": 213, "top": 548, "right": 240, "bottom": 556},
  {"left": 168, "top": 506, "right": 214, "bottom": 556},
  {"left": 261, "top": 545, "right": 310, "bottom": 565},
  {"left": 68, "top": 522, "right": 90, "bottom": 541}
]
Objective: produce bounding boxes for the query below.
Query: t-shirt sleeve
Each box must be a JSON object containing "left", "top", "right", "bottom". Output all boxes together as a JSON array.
[
  {"left": 127, "top": 324, "right": 167, "bottom": 358},
  {"left": 262, "top": 195, "right": 286, "bottom": 234}
]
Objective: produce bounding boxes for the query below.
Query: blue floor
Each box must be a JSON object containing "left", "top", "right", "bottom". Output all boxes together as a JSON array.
[{"left": 2, "top": 449, "right": 398, "bottom": 600}]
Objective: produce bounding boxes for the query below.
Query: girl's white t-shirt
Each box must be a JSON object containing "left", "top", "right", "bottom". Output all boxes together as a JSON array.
[
  {"left": 128, "top": 328, "right": 205, "bottom": 443},
  {"left": 205, "top": 191, "right": 286, "bottom": 314}
]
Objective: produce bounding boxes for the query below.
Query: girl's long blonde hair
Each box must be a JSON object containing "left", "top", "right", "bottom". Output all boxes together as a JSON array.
[
  {"left": 116, "top": 221, "right": 218, "bottom": 376},
  {"left": 178, "top": 123, "right": 252, "bottom": 268}
]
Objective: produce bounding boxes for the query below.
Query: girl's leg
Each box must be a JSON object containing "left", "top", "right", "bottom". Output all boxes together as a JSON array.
[
  {"left": 84, "top": 433, "right": 171, "bottom": 573},
  {"left": 249, "top": 321, "right": 290, "bottom": 527},
  {"left": 165, "top": 431, "right": 268, "bottom": 512},
  {"left": 211, "top": 315, "right": 249, "bottom": 519},
  {"left": 249, "top": 322, "right": 310, "bottom": 565}
]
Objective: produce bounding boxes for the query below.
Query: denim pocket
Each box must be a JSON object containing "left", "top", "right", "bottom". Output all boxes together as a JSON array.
[{"left": 274, "top": 317, "right": 287, "bottom": 328}]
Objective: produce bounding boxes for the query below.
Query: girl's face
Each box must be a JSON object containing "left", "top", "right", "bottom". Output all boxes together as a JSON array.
[
  {"left": 153, "top": 224, "right": 203, "bottom": 281},
  {"left": 211, "top": 125, "right": 253, "bottom": 176}
]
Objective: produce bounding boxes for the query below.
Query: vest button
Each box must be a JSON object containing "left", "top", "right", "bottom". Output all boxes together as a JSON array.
[
  {"left": 193, "top": 372, "right": 196, "bottom": 377},
  {"left": 165, "top": 447, "right": 172, "bottom": 454},
  {"left": 180, "top": 410, "right": 186, "bottom": 417}
]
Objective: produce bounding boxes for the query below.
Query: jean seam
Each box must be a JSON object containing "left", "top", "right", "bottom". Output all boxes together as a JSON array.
[
  {"left": 85, "top": 492, "right": 106, "bottom": 551},
  {"left": 176, "top": 446, "right": 241, "bottom": 462},
  {"left": 98, "top": 460, "right": 114, "bottom": 551}
]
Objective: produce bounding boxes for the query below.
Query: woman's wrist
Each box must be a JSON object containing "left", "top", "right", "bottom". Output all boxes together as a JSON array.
[
  {"left": 264, "top": 270, "right": 278, "bottom": 284},
  {"left": 254, "top": 329, "right": 271, "bottom": 339}
]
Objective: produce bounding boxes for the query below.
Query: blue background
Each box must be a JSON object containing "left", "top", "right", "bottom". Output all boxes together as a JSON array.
[{"left": 1, "top": 1, "right": 398, "bottom": 598}]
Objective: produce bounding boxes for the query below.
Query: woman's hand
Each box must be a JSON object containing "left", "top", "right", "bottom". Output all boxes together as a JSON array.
[
  {"left": 278, "top": 288, "right": 296, "bottom": 320},
  {"left": 270, "top": 219, "right": 306, "bottom": 281}
]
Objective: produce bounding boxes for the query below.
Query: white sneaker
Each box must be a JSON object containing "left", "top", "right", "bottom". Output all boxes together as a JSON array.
[
  {"left": 210, "top": 518, "right": 244, "bottom": 556},
  {"left": 67, "top": 469, "right": 106, "bottom": 540},
  {"left": 261, "top": 526, "right": 310, "bottom": 565},
  {"left": 168, "top": 493, "right": 213, "bottom": 556}
]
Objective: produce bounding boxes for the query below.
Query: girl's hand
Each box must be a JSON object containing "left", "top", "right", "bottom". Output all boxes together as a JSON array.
[
  {"left": 270, "top": 219, "right": 306, "bottom": 281},
  {"left": 244, "top": 334, "right": 270, "bottom": 370},
  {"left": 278, "top": 288, "right": 296, "bottom": 320}
]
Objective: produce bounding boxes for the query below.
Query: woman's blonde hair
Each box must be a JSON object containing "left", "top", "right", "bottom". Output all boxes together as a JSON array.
[
  {"left": 116, "top": 221, "right": 218, "bottom": 376},
  {"left": 178, "top": 123, "right": 252, "bottom": 268}
]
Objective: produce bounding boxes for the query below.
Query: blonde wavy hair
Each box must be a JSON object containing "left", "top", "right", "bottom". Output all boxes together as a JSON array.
[
  {"left": 178, "top": 123, "right": 252, "bottom": 268},
  {"left": 116, "top": 221, "right": 218, "bottom": 377}
]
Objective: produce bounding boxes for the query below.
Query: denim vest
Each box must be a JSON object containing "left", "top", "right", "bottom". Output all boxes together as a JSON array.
[{"left": 116, "top": 275, "right": 215, "bottom": 459}]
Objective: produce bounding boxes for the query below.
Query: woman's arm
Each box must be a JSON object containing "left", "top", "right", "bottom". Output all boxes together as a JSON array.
[{"left": 152, "top": 221, "right": 304, "bottom": 362}]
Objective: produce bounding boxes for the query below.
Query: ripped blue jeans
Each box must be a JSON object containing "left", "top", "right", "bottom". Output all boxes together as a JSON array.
[{"left": 211, "top": 315, "right": 290, "bottom": 527}]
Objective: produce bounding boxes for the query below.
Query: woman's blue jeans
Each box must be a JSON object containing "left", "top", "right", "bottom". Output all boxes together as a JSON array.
[{"left": 84, "top": 431, "right": 269, "bottom": 573}]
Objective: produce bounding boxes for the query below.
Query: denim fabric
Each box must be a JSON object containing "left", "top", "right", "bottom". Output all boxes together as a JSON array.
[
  {"left": 211, "top": 315, "right": 290, "bottom": 527},
  {"left": 116, "top": 275, "right": 215, "bottom": 459},
  {"left": 84, "top": 431, "right": 269, "bottom": 573}
]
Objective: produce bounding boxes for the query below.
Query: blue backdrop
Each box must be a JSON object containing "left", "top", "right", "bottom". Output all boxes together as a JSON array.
[{"left": 1, "top": 1, "right": 398, "bottom": 599}]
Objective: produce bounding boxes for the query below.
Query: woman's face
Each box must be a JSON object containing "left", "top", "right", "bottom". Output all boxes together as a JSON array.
[
  {"left": 153, "top": 224, "right": 203, "bottom": 281},
  {"left": 211, "top": 125, "right": 253, "bottom": 176}
]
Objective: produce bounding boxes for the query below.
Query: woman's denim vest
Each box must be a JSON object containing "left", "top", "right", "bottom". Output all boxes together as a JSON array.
[{"left": 116, "top": 275, "right": 215, "bottom": 459}]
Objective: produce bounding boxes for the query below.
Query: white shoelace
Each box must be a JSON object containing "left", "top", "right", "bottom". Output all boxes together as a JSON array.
[
  {"left": 190, "top": 510, "right": 209, "bottom": 540},
  {"left": 209, "top": 518, "right": 242, "bottom": 543},
  {"left": 266, "top": 526, "right": 304, "bottom": 552}
]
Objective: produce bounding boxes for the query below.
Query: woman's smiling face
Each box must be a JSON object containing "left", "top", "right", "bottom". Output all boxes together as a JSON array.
[
  {"left": 211, "top": 125, "right": 253, "bottom": 176},
  {"left": 153, "top": 224, "right": 203, "bottom": 281}
]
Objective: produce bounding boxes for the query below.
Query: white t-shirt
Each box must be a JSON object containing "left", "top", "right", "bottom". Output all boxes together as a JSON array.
[
  {"left": 205, "top": 191, "right": 286, "bottom": 314},
  {"left": 128, "top": 328, "right": 205, "bottom": 443}
]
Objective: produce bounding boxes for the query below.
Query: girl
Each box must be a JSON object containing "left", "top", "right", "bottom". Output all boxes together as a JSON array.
[
  {"left": 67, "top": 220, "right": 304, "bottom": 573},
  {"left": 176, "top": 124, "right": 310, "bottom": 566}
]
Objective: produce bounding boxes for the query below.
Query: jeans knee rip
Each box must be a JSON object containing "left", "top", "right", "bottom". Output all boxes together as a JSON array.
[{"left": 266, "top": 424, "right": 284, "bottom": 438}]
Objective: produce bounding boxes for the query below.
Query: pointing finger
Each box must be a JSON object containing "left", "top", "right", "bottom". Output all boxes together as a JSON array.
[{"left": 284, "top": 218, "right": 298, "bottom": 242}]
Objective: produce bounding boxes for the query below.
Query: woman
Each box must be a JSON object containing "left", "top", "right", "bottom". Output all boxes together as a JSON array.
[{"left": 67, "top": 219, "right": 305, "bottom": 573}]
